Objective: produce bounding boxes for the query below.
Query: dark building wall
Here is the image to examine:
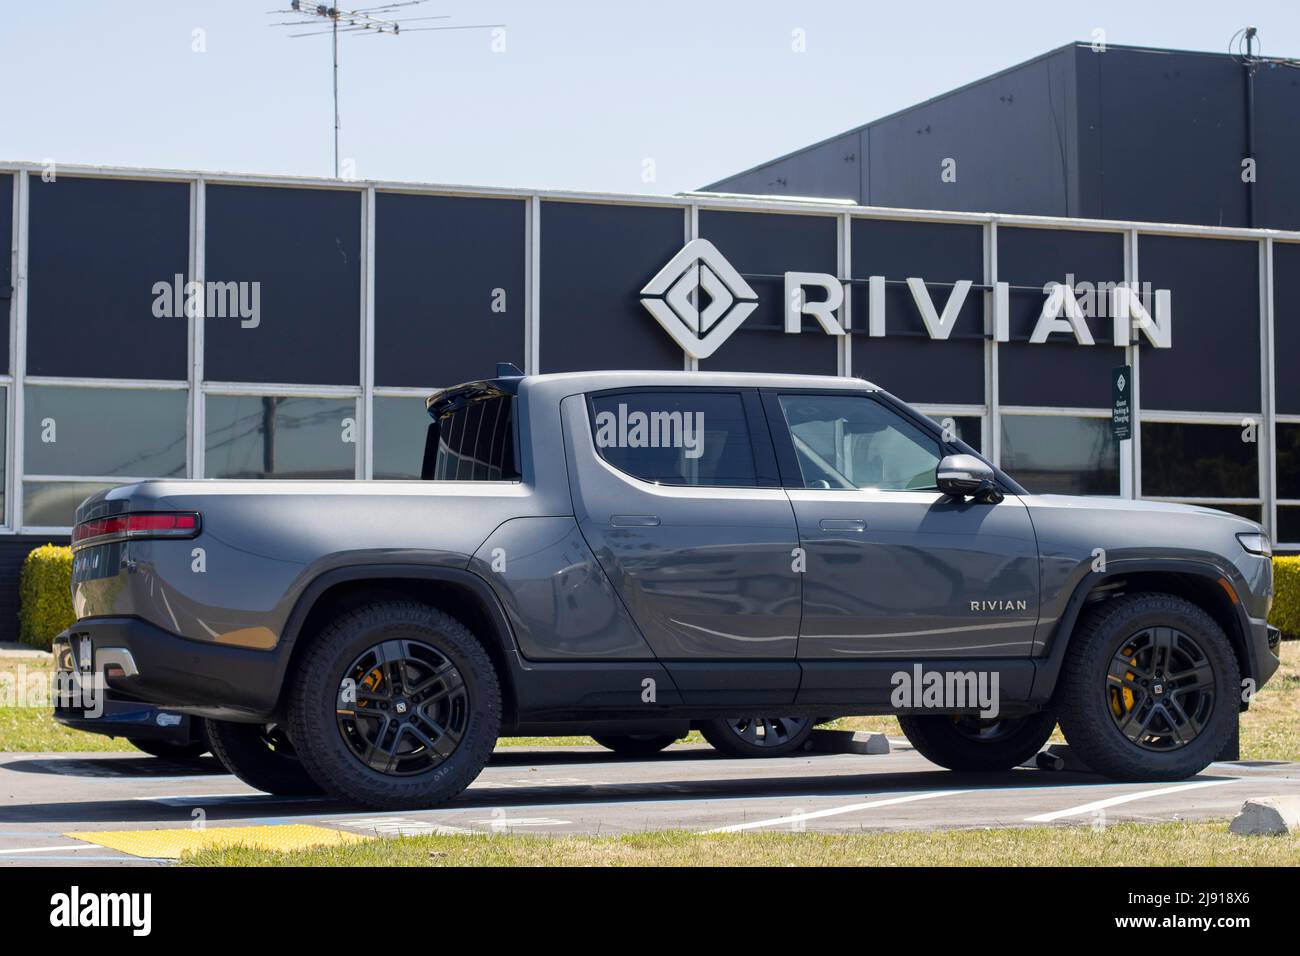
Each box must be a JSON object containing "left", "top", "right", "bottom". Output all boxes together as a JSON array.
[{"left": 707, "top": 44, "right": 1299, "bottom": 230}]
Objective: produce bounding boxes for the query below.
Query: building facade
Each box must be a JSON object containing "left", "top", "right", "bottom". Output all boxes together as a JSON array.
[
  {"left": 707, "top": 43, "right": 1300, "bottom": 230},
  {"left": 1, "top": 162, "right": 1298, "bottom": 632}
]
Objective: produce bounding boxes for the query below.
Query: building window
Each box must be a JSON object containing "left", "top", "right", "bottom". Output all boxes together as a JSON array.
[
  {"left": 0, "top": 385, "right": 7, "bottom": 524},
  {"left": 923, "top": 412, "right": 982, "bottom": 454},
  {"left": 1000, "top": 413, "right": 1120, "bottom": 496},
  {"left": 373, "top": 394, "right": 434, "bottom": 480},
  {"left": 21, "top": 384, "right": 187, "bottom": 527},
  {"left": 1276, "top": 422, "right": 1300, "bottom": 543},
  {"left": 589, "top": 391, "right": 757, "bottom": 488},
  {"left": 23, "top": 481, "right": 122, "bottom": 528},
  {"left": 1141, "top": 421, "right": 1258, "bottom": 500},
  {"left": 205, "top": 394, "right": 357, "bottom": 479},
  {"left": 24, "top": 385, "right": 187, "bottom": 479},
  {"left": 1277, "top": 506, "right": 1300, "bottom": 545}
]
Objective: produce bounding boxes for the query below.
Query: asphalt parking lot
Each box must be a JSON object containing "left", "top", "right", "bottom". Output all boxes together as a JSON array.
[{"left": 1, "top": 741, "right": 1297, "bottom": 865}]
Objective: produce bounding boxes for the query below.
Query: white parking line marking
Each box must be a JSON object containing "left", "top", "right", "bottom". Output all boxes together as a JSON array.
[
  {"left": 706, "top": 789, "right": 969, "bottom": 833},
  {"left": 135, "top": 793, "right": 327, "bottom": 806},
  {"left": 327, "top": 816, "right": 476, "bottom": 836},
  {"left": 0, "top": 844, "right": 102, "bottom": 854},
  {"left": 1024, "top": 778, "right": 1240, "bottom": 823}
]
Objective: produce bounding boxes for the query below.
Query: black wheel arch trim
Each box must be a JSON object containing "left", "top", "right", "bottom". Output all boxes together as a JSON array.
[
  {"left": 1028, "top": 557, "right": 1258, "bottom": 704},
  {"left": 274, "top": 563, "right": 523, "bottom": 723}
]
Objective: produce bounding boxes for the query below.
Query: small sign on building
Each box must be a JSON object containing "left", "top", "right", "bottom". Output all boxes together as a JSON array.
[{"left": 1112, "top": 365, "right": 1132, "bottom": 441}]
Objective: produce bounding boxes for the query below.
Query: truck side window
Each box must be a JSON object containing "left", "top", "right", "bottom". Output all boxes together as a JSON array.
[
  {"left": 778, "top": 394, "right": 941, "bottom": 491},
  {"left": 589, "top": 391, "right": 758, "bottom": 488},
  {"left": 428, "top": 395, "right": 519, "bottom": 481}
]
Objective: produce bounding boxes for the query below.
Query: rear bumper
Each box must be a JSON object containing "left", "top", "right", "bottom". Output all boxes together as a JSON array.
[{"left": 59, "top": 616, "right": 288, "bottom": 721}]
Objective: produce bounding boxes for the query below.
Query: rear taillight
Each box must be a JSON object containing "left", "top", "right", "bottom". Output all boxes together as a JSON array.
[{"left": 72, "top": 512, "right": 201, "bottom": 548}]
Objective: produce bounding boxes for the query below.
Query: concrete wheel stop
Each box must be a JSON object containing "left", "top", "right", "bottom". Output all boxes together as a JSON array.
[{"left": 808, "top": 729, "right": 890, "bottom": 755}]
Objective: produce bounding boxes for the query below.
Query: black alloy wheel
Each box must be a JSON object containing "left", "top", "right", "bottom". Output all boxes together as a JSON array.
[
  {"left": 1105, "top": 625, "right": 1216, "bottom": 752},
  {"left": 335, "top": 639, "right": 470, "bottom": 776}
]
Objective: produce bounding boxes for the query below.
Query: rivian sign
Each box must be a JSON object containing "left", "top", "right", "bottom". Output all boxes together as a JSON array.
[{"left": 641, "top": 239, "right": 1172, "bottom": 360}]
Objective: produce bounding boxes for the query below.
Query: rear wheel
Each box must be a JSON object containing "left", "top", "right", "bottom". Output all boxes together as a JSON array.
[
  {"left": 591, "top": 733, "right": 680, "bottom": 756},
  {"left": 700, "top": 716, "right": 815, "bottom": 757},
  {"left": 288, "top": 601, "right": 501, "bottom": 810},
  {"left": 898, "top": 712, "right": 1056, "bottom": 772},
  {"left": 1056, "top": 592, "right": 1239, "bottom": 781},
  {"left": 204, "top": 720, "right": 322, "bottom": 796}
]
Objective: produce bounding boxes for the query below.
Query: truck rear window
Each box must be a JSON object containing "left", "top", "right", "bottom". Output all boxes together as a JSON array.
[{"left": 424, "top": 395, "right": 519, "bottom": 481}]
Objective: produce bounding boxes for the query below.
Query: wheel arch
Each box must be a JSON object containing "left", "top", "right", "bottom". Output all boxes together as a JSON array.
[
  {"left": 1034, "top": 560, "right": 1256, "bottom": 703},
  {"left": 276, "top": 565, "right": 520, "bottom": 727}
]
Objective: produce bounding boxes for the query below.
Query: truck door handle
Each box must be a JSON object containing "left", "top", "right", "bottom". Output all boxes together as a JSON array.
[
  {"left": 819, "top": 518, "right": 866, "bottom": 531},
  {"left": 610, "top": 514, "right": 661, "bottom": 528}
]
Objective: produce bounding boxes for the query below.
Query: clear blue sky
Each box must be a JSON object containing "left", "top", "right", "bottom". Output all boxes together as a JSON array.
[{"left": 1, "top": 1, "right": 1294, "bottom": 194}]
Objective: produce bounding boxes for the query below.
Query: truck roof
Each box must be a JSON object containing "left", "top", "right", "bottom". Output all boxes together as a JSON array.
[{"left": 430, "top": 370, "right": 880, "bottom": 407}]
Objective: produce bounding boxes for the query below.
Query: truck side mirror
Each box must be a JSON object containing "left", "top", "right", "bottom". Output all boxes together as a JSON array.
[{"left": 936, "top": 454, "right": 1003, "bottom": 504}]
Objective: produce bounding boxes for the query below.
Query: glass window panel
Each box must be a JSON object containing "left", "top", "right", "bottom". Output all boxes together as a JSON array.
[
  {"left": 1276, "top": 423, "right": 1300, "bottom": 500},
  {"left": 431, "top": 394, "right": 518, "bottom": 481},
  {"left": 0, "top": 385, "right": 6, "bottom": 523},
  {"left": 205, "top": 395, "right": 356, "bottom": 479},
  {"left": 779, "top": 394, "right": 940, "bottom": 491},
  {"left": 24, "top": 386, "right": 187, "bottom": 478},
  {"left": 203, "top": 185, "right": 361, "bottom": 386},
  {"left": 590, "top": 391, "right": 756, "bottom": 488},
  {"left": 26, "top": 176, "right": 188, "bottom": 379},
  {"left": 1000, "top": 414, "right": 1120, "bottom": 496},
  {"left": 1277, "top": 506, "right": 1300, "bottom": 544},
  {"left": 373, "top": 395, "right": 433, "bottom": 480},
  {"left": 1141, "top": 422, "right": 1258, "bottom": 499},
  {"left": 23, "top": 480, "right": 120, "bottom": 528},
  {"left": 930, "top": 414, "right": 981, "bottom": 454}
]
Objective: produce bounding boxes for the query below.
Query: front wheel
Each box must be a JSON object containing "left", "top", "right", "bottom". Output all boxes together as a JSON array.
[
  {"left": 287, "top": 601, "right": 502, "bottom": 810},
  {"left": 898, "top": 712, "right": 1056, "bottom": 772},
  {"left": 700, "top": 716, "right": 816, "bottom": 757},
  {"left": 592, "top": 733, "right": 680, "bottom": 756},
  {"left": 204, "top": 720, "right": 322, "bottom": 796},
  {"left": 1055, "top": 592, "right": 1239, "bottom": 781}
]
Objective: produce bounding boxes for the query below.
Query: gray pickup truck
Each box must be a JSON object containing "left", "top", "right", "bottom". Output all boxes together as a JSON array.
[{"left": 56, "top": 370, "right": 1281, "bottom": 808}]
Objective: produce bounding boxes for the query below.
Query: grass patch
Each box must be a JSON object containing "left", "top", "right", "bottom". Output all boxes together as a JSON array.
[
  {"left": 0, "top": 657, "right": 134, "bottom": 753},
  {"left": 183, "top": 821, "right": 1300, "bottom": 867},
  {"left": 1240, "top": 639, "right": 1300, "bottom": 761}
]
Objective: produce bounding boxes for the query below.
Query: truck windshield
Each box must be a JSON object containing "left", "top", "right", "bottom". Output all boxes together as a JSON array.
[{"left": 423, "top": 394, "right": 519, "bottom": 481}]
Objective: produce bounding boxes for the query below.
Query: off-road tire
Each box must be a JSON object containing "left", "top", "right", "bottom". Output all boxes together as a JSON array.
[
  {"left": 1055, "top": 592, "right": 1239, "bottom": 781},
  {"left": 591, "top": 733, "right": 680, "bottom": 756},
  {"left": 204, "top": 720, "right": 323, "bottom": 795},
  {"left": 898, "top": 711, "right": 1056, "bottom": 771},
  {"left": 287, "top": 601, "right": 501, "bottom": 810}
]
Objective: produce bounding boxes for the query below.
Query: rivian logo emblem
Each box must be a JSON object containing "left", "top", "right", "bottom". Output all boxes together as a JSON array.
[
  {"left": 644, "top": 241, "right": 1174, "bottom": 358},
  {"left": 639, "top": 239, "right": 759, "bottom": 360}
]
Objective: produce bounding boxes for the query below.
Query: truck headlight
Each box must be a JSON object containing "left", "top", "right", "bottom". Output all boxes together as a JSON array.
[{"left": 1237, "top": 532, "right": 1272, "bottom": 556}]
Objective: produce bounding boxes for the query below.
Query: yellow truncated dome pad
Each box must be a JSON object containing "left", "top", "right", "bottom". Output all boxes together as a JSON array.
[{"left": 66, "top": 825, "right": 367, "bottom": 859}]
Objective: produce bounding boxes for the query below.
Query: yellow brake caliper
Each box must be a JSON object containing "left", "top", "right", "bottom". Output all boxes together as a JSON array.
[
  {"left": 358, "top": 667, "right": 384, "bottom": 709},
  {"left": 1110, "top": 646, "right": 1138, "bottom": 717}
]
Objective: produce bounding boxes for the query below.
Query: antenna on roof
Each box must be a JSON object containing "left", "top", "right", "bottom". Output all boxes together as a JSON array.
[{"left": 268, "top": 2, "right": 504, "bottom": 178}]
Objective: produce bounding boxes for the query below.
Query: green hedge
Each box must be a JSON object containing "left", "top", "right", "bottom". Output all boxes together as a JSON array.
[
  {"left": 1272, "top": 555, "right": 1300, "bottom": 640},
  {"left": 18, "top": 544, "right": 76, "bottom": 651}
]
